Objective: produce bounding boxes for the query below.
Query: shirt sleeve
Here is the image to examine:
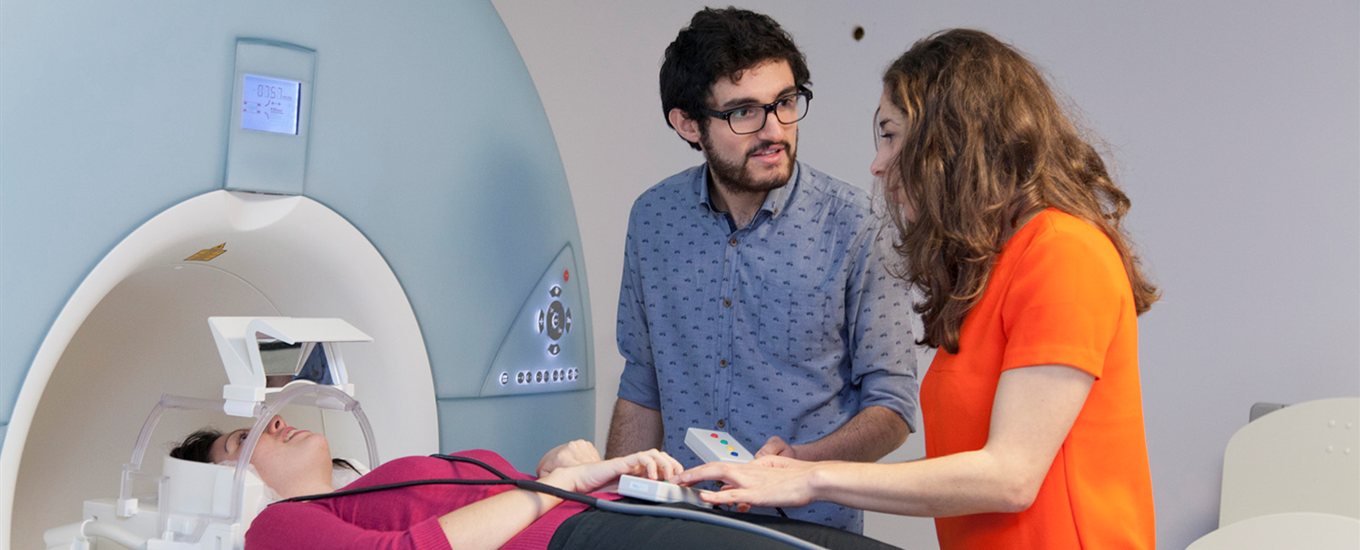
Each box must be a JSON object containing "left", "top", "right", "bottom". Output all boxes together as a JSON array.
[
  {"left": 615, "top": 209, "right": 660, "bottom": 409},
  {"left": 845, "top": 223, "right": 920, "bottom": 432},
  {"left": 245, "top": 503, "right": 451, "bottom": 550},
  {"left": 1001, "top": 221, "right": 1128, "bottom": 378}
]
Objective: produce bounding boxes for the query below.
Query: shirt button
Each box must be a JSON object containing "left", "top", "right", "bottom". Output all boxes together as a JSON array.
[
  {"left": 719, "top": 359, "right": 728, "bottom": 368},
  {"left": 728, "top": 238, "right": 738, "bottom": 246},
  {"left": 722, "top": 298, "right": 732, "bottom": 308},
  {"left": 716, "top": 419, "right": 726, "bottom": 428}
]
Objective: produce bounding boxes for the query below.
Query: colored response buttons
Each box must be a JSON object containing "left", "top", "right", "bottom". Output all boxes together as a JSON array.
[{"left": 687, "top": 427, "right": 753, "bottom": 464}]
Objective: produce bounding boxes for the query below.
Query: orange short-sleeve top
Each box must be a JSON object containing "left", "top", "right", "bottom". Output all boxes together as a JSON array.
[{"left": 921, "top": 209, "right": 1155, "bottom": 549}]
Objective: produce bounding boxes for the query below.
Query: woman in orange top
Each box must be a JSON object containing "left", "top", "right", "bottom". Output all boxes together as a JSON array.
[{"left": 680, "top": 29, "right": 1159, "bottom": 548}]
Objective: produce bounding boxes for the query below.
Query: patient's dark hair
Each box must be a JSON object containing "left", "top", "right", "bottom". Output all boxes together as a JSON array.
[
  {"left": 170, "top": 428, "right": 221, "bottom": 462},
  {"left": 170, "top": 427, "right": 361, "bottom": 474}
]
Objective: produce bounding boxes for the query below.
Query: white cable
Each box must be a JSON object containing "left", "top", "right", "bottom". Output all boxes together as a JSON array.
[
  {"left": 67, "top": 519, "right": 94, "bottom": 550},
  {"left": 77, "top": 518, "right": 149, "bottom": 549}
]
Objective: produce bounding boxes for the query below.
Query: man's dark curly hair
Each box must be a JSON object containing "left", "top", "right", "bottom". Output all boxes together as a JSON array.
[{"left": 660, "top": 7, "right": 811, "bottom": 150}]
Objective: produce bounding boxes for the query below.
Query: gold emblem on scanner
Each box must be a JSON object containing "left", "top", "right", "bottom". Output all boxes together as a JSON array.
[{"left": 185, "top": 243, "right": 227, "bottom": 262}]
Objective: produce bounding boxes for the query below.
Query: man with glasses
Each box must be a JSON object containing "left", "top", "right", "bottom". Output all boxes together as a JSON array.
[{"left": 605, "top": 7, "right": 919, "bottom": 532}]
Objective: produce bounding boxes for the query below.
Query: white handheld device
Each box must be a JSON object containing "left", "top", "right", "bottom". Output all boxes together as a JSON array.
[
  {"left": 685, "top": 427, "right": 754, "bottom": 464},
  {"left": 617, "top": 474, "right": 713, "bottom": 508}
]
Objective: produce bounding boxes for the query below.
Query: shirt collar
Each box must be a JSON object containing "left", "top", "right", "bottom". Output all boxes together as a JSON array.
[
  {"left": 695, "top": 162, "right": 801, "bottom": 220},
  {"left": 762, "top": 163, "right": 799, "bottom": 219}
]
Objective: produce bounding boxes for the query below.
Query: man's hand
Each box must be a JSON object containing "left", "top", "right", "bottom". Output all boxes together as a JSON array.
[
  {"left": 773, "top": 405, "right": 908, "bottom": 462},
  {"left": 755, "top": 435, "right": 800, "bottom": 459}
]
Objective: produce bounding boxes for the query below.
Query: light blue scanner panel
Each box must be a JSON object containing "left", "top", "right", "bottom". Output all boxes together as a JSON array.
[{"left": 0, "top": 1, "right": 593, "bottom": 468}]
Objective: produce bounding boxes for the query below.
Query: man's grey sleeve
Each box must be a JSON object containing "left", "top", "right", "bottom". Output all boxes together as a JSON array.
[{"left": 846, "top": 224, "right": 920, "bottom": 432}]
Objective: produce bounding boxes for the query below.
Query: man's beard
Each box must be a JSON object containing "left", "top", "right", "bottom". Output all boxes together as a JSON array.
[{"left": 700, "top": 129, "right": 797, "bottom": 196}]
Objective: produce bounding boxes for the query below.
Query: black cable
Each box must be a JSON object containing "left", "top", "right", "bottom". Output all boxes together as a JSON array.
[
  {"left": 279, "top": 478, "right": 514, "bottom": 503},
  {"left": 431, "top": 453, "right": 600, "bottom": 506},
  {"left": 272, "top": 453, "right": 826, "bottom": 550},
  {"left": 277, "top": 453, "right": 601, "bottom": 507},
  {"left": 428, "top": 453, "right": 512, "bottom": 479}
]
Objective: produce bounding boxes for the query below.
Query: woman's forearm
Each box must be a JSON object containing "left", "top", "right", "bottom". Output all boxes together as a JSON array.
[
  {"left": 809, "top": 366, "right": 1095, "bottom": 517},
  {"left": 809, "top": 450, "right": 1033, "bottom": 517},
  {"left": 437, "top": 487, "right": 563, "bottom": 549}
]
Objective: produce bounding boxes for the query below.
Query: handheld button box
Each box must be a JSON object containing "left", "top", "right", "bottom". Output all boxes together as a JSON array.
[
  {"left": 685, "top": 427, "right": 754, "bottom": 464},
  {"left": 617, "top": 474, "right": 712, "bottom": 508}
]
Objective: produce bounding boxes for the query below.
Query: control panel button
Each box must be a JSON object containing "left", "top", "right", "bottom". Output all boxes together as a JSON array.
[{"left": 547, "top": 301, "right": 566, "bottom": 340}]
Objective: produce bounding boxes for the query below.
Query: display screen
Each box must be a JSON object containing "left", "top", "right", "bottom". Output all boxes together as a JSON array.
[{"left": 241, "top": 74, "right": 301, "bottom": 135}]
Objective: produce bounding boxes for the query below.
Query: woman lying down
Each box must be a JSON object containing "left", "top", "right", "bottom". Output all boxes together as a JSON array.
[{"left": 171, "top": 415, "right": 898, "bottom": 550}]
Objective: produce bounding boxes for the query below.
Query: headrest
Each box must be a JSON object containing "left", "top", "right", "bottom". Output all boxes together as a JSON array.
[{"left": 161, "top": 456, "right": 273, "bottom": 524}]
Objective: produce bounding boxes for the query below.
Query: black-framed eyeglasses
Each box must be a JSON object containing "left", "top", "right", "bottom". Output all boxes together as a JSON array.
[{"left": 700, "top": 88, "right": 813, "bottom": 135}]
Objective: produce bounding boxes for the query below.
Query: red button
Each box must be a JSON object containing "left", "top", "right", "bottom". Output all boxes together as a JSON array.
[{"left": 563, "top": 269, "right": 570, "bottom": 281}]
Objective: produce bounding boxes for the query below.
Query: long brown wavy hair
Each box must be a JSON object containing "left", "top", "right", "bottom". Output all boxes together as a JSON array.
[{"left": 881, "top": 29, "right": 1159, "bottom": 353}]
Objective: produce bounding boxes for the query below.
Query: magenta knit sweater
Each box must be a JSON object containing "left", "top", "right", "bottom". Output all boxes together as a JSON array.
[{"left": 245, "top": 449, "right": 611, "bottom": 549}]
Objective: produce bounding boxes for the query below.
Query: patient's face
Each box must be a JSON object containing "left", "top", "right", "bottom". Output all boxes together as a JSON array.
[{"left": 211, "top": 414, "right": 333, "bottom": 497}]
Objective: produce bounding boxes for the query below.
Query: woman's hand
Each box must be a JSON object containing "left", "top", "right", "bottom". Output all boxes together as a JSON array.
[
  {"left": 536, "top": 439, "right": 602, "bottom": 477},
  {"left": 541, "top": 448, "right": 683, "bottom": 494},
  {"left": 678, "top": 455, "right": 823, "bottom": 509}
]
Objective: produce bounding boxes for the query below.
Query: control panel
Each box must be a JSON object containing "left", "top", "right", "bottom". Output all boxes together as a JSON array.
[{"left": 480, "top": 244, "right": 588, "bottom": 395}]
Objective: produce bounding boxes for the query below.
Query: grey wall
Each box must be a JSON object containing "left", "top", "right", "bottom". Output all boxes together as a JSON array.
[{"left": 493, "top": 1, "right": 1360, "bottom": 548}]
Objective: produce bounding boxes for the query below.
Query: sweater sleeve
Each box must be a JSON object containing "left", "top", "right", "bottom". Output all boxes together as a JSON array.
[{"left": 245, "top": 501, "right": 452, "bottom": 550}]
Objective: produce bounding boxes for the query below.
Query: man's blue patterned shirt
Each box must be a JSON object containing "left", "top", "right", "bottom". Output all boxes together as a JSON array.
[{"left": 616, "top": 162, "right": 920, "bottom": 532}]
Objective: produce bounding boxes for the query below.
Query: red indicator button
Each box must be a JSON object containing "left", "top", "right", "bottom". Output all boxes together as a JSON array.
[
  {"left": 563, "top": 269, "right": 570, "bottom": 282},
  {"left": 710, "top": 433, "right": 718, "bottom": 438}
]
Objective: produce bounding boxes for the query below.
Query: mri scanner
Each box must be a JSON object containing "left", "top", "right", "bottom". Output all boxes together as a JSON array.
[{"left": 0, "top": 2, "right": 594, "bottom": 547}]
